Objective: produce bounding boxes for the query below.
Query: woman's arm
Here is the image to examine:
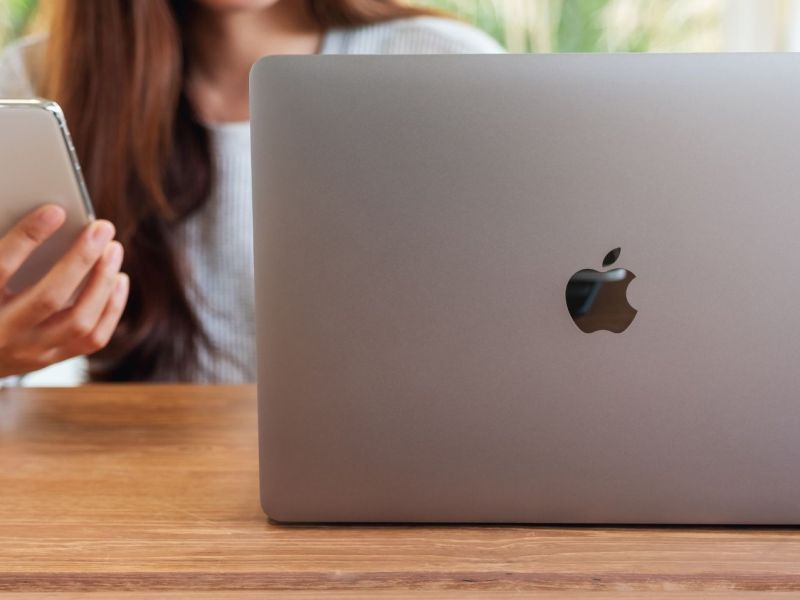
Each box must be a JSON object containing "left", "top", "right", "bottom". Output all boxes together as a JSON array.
[
  {"left": 327, "top": 16, "right": 506, "bottom": 55},
  {"left": 0, "top": 36, "right": 39, "bottom": 99}
]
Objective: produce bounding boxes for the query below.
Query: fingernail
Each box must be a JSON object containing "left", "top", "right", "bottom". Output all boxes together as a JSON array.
[
  {"left": 115, "top": 273, "right": 129, "bottom": 296},
  {"left": 105, "top": 242, "right": 124, "bottom": 272},
  {"left": 90, "top": 221, "right": 115, "bottom": 246},
  {"left": 37, "top": 205, "right": 65, "bottom": 228}
]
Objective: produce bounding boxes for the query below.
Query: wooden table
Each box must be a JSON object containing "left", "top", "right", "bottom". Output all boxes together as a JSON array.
[{"left": 2, "top": 385, "right": 800, "bottom": 599}]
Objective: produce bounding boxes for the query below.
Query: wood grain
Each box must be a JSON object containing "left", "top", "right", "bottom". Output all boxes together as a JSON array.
[
  {"left": 4, "top": 594, "right": 800, "bottom": 600},
  {"left": 1, "top": 385, "right": 800, "bottom": 597}
]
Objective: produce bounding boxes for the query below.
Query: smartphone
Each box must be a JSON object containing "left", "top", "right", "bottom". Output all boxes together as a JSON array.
[{"left": 0, "top": 99, "right": 95, "bottom": 294}]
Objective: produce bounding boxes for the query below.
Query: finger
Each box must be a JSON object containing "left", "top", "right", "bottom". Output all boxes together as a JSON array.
[
  {"left": 5, "top": 220, "right": 116, "bottom": 328},
  {"left": 0, "top": 205, "right": 66, "bottom": 290},
  {"left": 79, "top": 273, "right": 129, "bottom": 357},
  {"left": 32, "top": 241, "right": 124, "bottom": 346}
]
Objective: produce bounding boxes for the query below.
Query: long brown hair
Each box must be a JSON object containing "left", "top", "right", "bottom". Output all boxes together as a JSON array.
[{"left": 42, "top": 0, "right": 438, "bottom": 381}]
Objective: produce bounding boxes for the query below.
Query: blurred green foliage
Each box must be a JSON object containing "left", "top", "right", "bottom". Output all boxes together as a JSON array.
[
  {"left": 1, "top": 0, "right": 721, "bottom": 53},
  {"left": 0, "top": 0, "right": 39, "bottom": 45},
  {"left": 421, "top": 0, "right": 722, "bottom": 52}
]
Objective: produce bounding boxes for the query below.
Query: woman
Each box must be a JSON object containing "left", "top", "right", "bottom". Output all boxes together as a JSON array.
[{"left": 0, "top": 0, "right": 503, "bottom": 383}]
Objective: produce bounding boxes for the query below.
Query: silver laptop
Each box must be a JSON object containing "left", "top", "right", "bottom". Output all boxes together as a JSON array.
[{"left": 251, "top": 54, "right": 800, "bottom": 524}]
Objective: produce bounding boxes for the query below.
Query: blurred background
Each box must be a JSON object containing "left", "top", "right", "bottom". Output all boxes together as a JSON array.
[{"left": 4, "top": 0, "right": 800, "bottom": 52}]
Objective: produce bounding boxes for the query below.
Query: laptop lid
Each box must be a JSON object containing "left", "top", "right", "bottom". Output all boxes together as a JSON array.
[{"left": 251, "top": 54, "right": 800, "bottom": 523}]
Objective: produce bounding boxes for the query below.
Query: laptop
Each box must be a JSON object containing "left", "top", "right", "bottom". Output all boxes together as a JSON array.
[{"left": 250, "top": 54, "right": 800, "bottom": 524}]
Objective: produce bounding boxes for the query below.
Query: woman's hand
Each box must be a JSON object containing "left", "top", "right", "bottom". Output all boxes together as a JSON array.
[{"left": 0, "top": 205, "right": 130, "bottom": 378}]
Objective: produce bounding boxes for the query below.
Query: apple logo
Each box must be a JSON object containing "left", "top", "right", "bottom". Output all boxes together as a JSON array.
[{"left": 565, "top": 247, "right": 637, "bottom": 334}]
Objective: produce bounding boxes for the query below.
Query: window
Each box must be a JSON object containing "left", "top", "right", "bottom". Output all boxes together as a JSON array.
[{"left": 724, "top": 0, "right": 800, "bottom": 51}]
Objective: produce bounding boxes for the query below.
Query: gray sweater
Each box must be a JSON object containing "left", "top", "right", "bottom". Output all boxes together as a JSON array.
[{"left": 0, "top": 17, "right": 503, "bottom": 384}]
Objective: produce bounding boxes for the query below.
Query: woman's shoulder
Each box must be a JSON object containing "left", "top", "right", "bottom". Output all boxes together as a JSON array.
[
  {"left": 0, "top": 34, "right": 44, "bottom": 98},
  {"left": 324, "top": 16, "right": 506, "bottom": 55}
]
